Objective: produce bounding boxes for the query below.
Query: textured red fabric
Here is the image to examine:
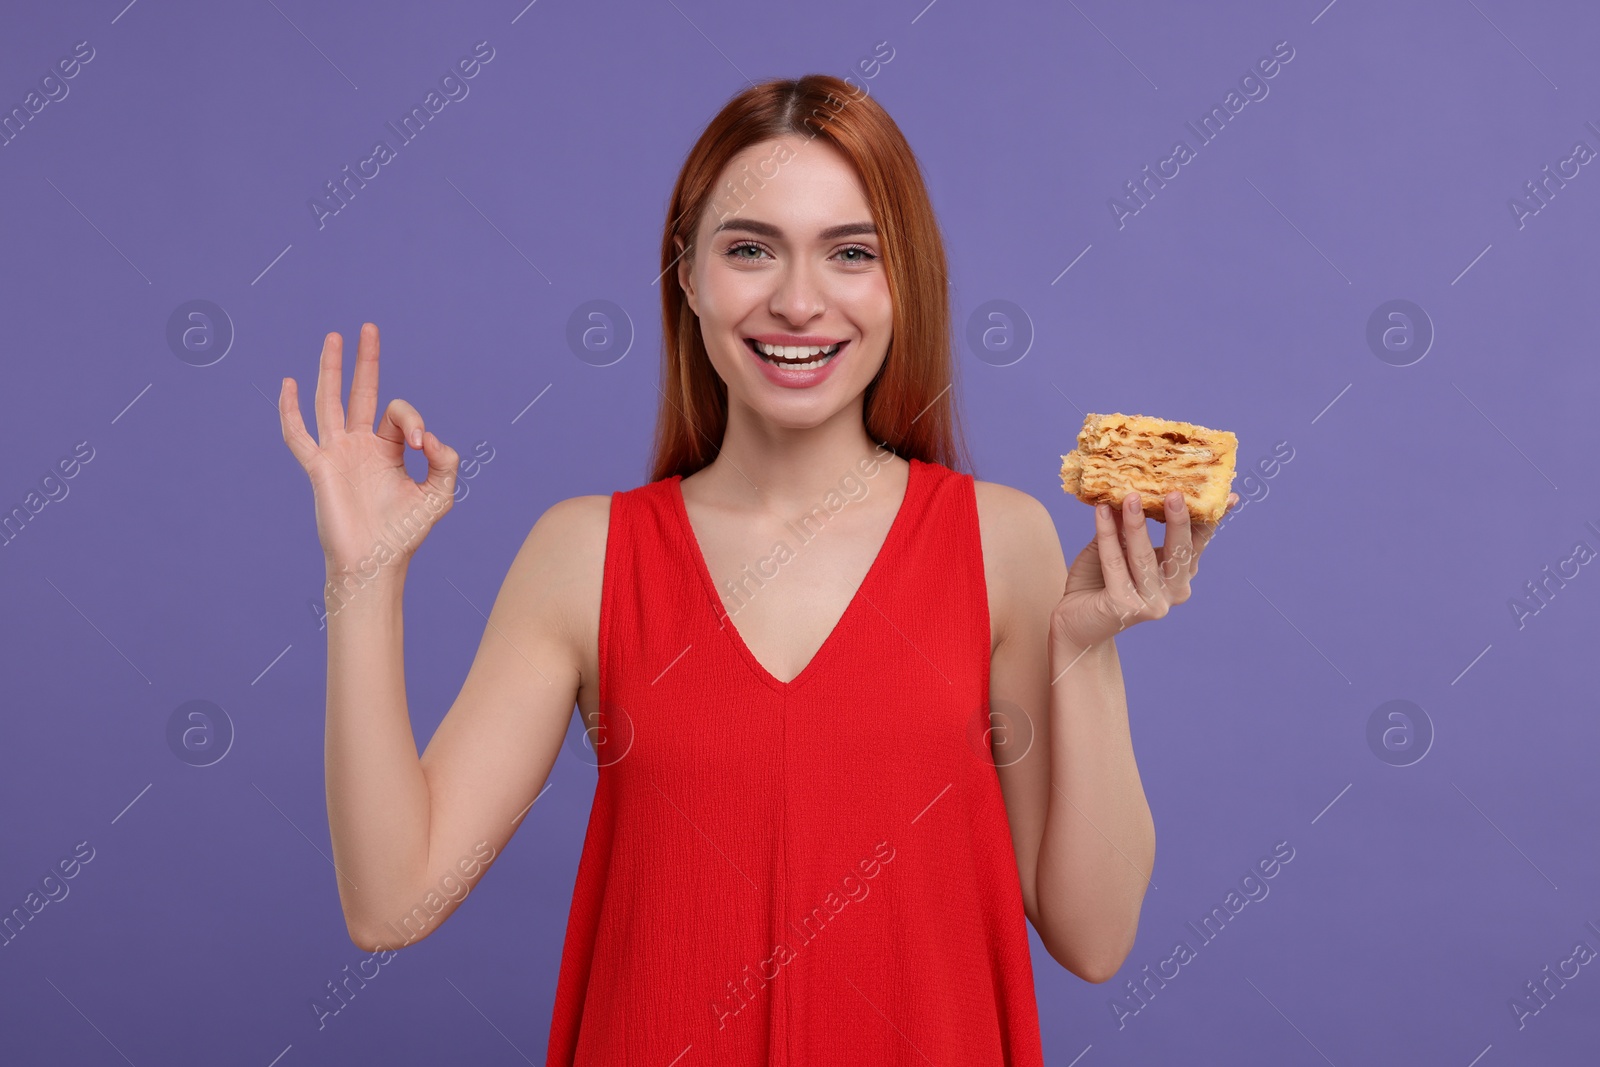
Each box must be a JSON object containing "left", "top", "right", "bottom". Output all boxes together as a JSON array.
[{"left": 545, "top": 457, "right": 1045, "bottom": 1065}]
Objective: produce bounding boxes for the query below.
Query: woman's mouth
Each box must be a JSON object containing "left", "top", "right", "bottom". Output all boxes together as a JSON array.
[
  {"left": 742, "top": 337, "right": 849, "bottom": 389},
  {"left": 744, "top": 337, "right": 843, "bottom": 371}
]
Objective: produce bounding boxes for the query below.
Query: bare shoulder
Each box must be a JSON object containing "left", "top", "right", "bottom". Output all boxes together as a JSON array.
[
  {"left": 973, "top": 479, "right": 1068, "bottom": 645},
  {"left": 501, "top": 493, "right": 612, "bottom": 641},
  {"left": 973, "top": 479, "right": 1063, "bottom": 566}
]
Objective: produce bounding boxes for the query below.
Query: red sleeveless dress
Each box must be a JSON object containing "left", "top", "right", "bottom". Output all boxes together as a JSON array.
[{"left": 545, "top": 457, "right": 1045, "bottom": 1065}]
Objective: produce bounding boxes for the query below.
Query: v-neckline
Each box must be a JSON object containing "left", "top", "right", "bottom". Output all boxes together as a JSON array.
[{"left": 667, "top": 458, "right": 920, "bottom": 693}]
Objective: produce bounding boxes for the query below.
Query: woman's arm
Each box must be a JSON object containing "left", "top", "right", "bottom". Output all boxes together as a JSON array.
[
  {"left": 980, "top": 483, "right": 1229, "bottom": 982},
  {"left": 326, "top": 496, "right": 601, "bottom": 952},
  {"left": 279, "top": 324, "right": 596, "bottom": 952}
]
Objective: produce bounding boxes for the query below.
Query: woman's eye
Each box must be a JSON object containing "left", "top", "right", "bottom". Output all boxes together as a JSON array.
[{"left": 722, "top": 242, "right": 877, "bottom": 264}]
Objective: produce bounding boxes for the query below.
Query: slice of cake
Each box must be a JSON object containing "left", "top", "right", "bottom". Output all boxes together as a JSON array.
[{"left": 1060, "top": 412, "right": 1238, "bottom": 523}]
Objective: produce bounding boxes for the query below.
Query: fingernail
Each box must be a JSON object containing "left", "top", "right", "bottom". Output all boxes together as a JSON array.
[
  {"left": 1125, "top": 492, "right": 1140, "bottom": 512},
  {"left": 1097, "top": 503, "right": 1110, "bottom": 519},
  {"left": 1167, "top": 491, "right": 1183, "bottom": 511},
  {"left": 409, "top": 429, "right": 421, "bottom": 447}
]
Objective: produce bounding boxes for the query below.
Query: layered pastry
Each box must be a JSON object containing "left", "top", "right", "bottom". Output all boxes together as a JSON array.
[{"left": 1060, "top": 412, "right": 1238, "bottom": 523}]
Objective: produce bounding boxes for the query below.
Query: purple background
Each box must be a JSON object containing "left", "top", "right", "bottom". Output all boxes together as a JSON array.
[{"left": 2, "top": 0, "right": 1597, "bottom": 1063}]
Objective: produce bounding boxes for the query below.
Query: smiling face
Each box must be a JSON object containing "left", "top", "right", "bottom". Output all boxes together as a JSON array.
[{"left": 675, "top": 135, "right": 893, "bottom": 430}]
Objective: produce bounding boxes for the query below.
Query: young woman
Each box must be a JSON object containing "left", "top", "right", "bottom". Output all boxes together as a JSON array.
[{"left": 278, "top": 74, "right": 1236, "bottom": 1064}]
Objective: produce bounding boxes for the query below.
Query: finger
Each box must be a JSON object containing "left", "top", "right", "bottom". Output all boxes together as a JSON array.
[
  {"left": 419, "top": 431, "right": 460, "bottom": 506},
  {"left": 313, "top": 331, "right": 346, "bottom": 446},
  {"left": 1159, "top": 490, "right": 1197, "bottom": 592},
  {"left": 1093, "top": 501, "right": 1137, "bottom": 602},
  {"left": 377, "top": 397, "right": 425, "bottom": 450},
  {"left": 1121, "top": 492, "right": 1164, "bottom": 603},
  {"left": 346, "top": 322, "right": 381, "bottom": 433},
  {"left": 278, "top": 377, "right": 320, "bottom": 469}
]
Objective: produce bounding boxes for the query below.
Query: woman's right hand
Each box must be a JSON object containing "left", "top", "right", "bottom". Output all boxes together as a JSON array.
[{"left": 278, "top": 323, "right": 460, "bottom": 577}]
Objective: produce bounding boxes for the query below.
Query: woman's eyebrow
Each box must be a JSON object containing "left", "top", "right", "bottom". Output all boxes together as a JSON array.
[{"left": 711, "top": 219, "right": 877, "bottom": 240}]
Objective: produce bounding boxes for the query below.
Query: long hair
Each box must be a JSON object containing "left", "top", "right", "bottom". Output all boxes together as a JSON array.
[{"left": 648, "top": 74, "right": 973, "bottom": 483}]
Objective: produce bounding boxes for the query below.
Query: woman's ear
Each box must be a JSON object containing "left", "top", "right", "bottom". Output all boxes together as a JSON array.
[{"left": 675, "top": 234, "right": 698, "bottom": 316}]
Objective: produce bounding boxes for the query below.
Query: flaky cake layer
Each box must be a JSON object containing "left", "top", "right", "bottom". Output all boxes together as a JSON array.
[{"left": 1060, "top": 412, "right": 1238, "bottom": 523}]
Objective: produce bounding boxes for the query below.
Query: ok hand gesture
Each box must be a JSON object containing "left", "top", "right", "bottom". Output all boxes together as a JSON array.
[{"left": 278, "top": 323, "right": 460, "bottom": 576}]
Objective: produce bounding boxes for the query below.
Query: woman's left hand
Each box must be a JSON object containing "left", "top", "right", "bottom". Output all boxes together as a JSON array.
[{"left": 1049, "top": 489, "right": 1239, "bottom": 655}]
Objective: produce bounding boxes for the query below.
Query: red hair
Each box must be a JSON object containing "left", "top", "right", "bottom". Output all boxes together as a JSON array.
[{"left": 648, "top": 74, "right": 973, "bottom": 483}]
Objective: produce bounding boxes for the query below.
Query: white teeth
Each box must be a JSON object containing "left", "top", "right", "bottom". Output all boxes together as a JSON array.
[{"left": 754, "top": 341, "right": 840, "bottom": 360}]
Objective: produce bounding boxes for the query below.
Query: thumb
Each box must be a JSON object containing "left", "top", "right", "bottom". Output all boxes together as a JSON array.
[{"left": 418, "top": 431, "right": 460, "bottom": 506}]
